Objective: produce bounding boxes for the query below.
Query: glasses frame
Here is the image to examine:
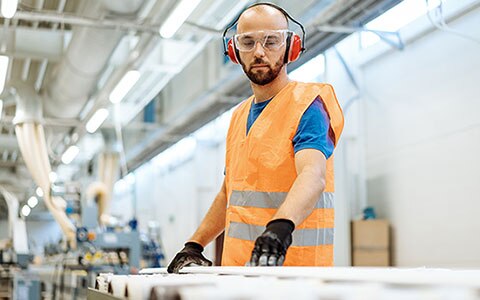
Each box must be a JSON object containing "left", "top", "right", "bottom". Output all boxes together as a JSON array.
[{"left": 233, "top": 29, "right": 292, "bottom": 52}]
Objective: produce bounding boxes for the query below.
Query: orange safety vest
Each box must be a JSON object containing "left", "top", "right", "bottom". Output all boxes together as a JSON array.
[{"left": 222, "top": 81, "right": 344, "bottom": 266}]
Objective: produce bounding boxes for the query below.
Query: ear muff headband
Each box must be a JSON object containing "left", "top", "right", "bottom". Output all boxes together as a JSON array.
[{"left": 222, "top": 2, "right": 306, "bottom": 64}]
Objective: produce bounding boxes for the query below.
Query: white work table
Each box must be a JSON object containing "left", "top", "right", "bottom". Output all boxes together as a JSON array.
[{"left": 91, "top": 266, "right": 480, "bottom": 300}]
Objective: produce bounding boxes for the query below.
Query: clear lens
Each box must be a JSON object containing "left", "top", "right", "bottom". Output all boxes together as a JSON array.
[{"left": 234, "top": 30, "right": 289, "bottom": 52}]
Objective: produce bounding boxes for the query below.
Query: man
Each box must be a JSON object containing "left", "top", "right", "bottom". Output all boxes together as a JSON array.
[{"left": 167, "top": 3, "right": 343, "bottom": 273}]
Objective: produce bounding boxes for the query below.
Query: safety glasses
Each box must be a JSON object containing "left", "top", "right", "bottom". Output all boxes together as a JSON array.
[{"left": 234, "top": 29, "right": 291, "bottom": 52}]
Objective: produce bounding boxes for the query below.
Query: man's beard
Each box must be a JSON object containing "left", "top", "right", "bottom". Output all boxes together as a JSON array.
[{"left": 241, "top": 57, "right": 284, "bottom": 86}]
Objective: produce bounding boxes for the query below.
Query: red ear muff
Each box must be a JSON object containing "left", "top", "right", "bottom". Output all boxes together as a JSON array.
[
  {"left": 289, "top": 34, "right": 302, "bottom": 63},
  {"left": 227, "top": 39, "right": 239, "bottom": 64}
]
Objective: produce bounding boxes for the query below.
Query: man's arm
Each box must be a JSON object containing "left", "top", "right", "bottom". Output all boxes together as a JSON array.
[
  {"left": 273, "top": 148, "right": 327, "bottom": 225},
  {"left": 189, "top": 178, "right": 228, "bottom": 247},
  {"left": 248, "top": 149, "right": 327, "bottom": 266},
  {"left": 167, "top": 179, "right": 227, "bottom": 273}
]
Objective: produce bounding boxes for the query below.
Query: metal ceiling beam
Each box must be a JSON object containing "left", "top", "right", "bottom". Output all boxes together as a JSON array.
[
  {"left": 289, "top": 0, "right": 403, "bottom": 70},
  {"left": 316, "top": 25, "right": 404, "bottom": 50},
  {"left": 12, "top": 10, "right": 160, "bottom": 33},
  {"left": 21, "top": 0, "right": 45, "bottom": 82},
  {"left": 0, "top": 115, "right": 81, "bottom": 127},
  {"left": 34, "top": 0, "right": 67, "bottom": 92}
]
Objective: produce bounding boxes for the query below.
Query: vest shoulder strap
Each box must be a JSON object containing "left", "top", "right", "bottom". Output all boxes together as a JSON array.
[{"left": 294, "top": 82, "right": 344, "bottom": 146}]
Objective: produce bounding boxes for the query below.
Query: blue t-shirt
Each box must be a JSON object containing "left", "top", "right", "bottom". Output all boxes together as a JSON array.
[{"left": 247, "top": 97, "right": 334, "bottom": 159}]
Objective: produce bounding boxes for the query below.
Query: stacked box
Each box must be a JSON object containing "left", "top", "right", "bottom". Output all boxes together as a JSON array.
[{"left": 351, "top": 220, "right": 390, "bottom": 266}]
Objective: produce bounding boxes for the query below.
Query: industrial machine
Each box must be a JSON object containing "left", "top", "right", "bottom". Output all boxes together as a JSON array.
[
  {"left": 0, "top": 187, "right": 41, "bottom": 300},
  {"left": 37, "top": 178, "right": 165, "bottom": 299},
  {"left": 0, "top": 187, "right": 31, "bottom": 268}
]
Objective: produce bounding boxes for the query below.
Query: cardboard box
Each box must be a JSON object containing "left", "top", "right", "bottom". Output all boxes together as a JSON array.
[
  {"left": 351, "top": 219, "right": 389, "bottom": 249},
  {"left": 351, "top": 219, "right": 390, "bottom": 266},
  {"left": 352, "top": 249, "right": 390, "bottom": 266}
]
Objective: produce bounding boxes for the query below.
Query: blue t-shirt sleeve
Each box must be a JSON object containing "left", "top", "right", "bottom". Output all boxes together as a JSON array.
[{"left": 292, "top": 97, "right": 335, "bottom": 159}]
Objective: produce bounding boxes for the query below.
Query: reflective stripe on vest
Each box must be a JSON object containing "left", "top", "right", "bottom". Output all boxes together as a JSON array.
[
  {"left": 229, "top": 190, "right": 334, "bottom": 209},
  {"left": 227, "top": 222, "right": 334, "bottom": 246}
]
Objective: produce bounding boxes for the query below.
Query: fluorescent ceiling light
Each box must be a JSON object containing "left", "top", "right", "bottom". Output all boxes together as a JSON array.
[
  {"left": 0, "top": 56, "right": 9, "bottom": 94},
  {"left": 49, "top": 171, "right": 58, "bottom": 183},
  {"left": 86, "top": 108, "right": 109, "bottom": 133},
  {"left": 28, "top": 196, "right": 38, "bottom": 208},
  {"left": 36, "top": 187, "right": 43, "bottom": 197},
  {"left": 1, "top": 0, "right": 18, "bottom": 19},
  {"left": 21, "top": 205, "right": 31, "bottom": 217},
  {"left": 159, "top": 0, "right": 202, "bottom": 38},
  {"left": 61, "top": 145, "right": 80, "bottom": 164},
  {"left": 109, "top": 70, "right": 140, "bottom": 103}
]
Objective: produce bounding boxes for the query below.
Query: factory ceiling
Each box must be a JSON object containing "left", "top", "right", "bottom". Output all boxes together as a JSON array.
[{"left": 0, "top": 0, "right": 401, "bottom": 209}]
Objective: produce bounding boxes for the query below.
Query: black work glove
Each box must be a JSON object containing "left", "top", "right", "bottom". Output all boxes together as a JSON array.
[
  {"left": 167, "top": 242, "right": 212, "bottom": 273},
  {"left": 248, "top": 219, "right": 295, "bottom": 266}
]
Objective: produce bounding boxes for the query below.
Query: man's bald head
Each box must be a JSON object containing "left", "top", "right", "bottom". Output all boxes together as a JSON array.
[
  {"left": 233, "top": 4, "right": 292, "bottom": 86},
  {"left": 237, "top": 4, "right": 289, "bottom": 34}
]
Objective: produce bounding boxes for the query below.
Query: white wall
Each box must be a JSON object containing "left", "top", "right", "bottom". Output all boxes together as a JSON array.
[
  {"left": 363, "top": 7, "right": 480, "bottom": 267},
  {"left": 326, "top": 5, "right": 480, "bottom": 267},
  {"left": 324, "top": 46, "right": 367, "bottom": 267}
]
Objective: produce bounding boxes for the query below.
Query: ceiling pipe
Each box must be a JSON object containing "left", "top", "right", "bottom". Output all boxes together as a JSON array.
[
  {"left": 43, "top": 0, "right": 145, "bottom": 119},
  {"left": 13, "top": 10, "right": 159, "bottom": 33},
  {"left": 55, "top": 0, "right": 174, "bottom": 155}
]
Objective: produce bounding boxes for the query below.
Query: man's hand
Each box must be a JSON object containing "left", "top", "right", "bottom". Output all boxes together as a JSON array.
[
  {"left": 167, "top": 242, "right": 212, "bottom": 273},
  {"left": 248, "top": 219, "right": 295, "bottom": 266}
]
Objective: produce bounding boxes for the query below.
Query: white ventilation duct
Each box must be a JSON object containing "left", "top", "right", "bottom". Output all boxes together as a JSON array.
[
  {"left": 86, "top": 152, "right": 119, "bottom": 226},
  {"left": 98, "top": 152, "right": 119, "bottom": 223},
  {"left": 43, "top": 0, "right": 144, "bottom": 118},
  {"left": 12, "top": 81, "right": 77, "bottom": 248}
]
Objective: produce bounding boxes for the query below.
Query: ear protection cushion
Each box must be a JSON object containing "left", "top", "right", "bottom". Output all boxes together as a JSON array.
[
  {"left": 289, "top": 34, "right": 302, "bottom": 63},
  {"left": 227, "top": 39, "right": 239, "bottom": 64},
  {"left": 284, "top": 32, "right": 302, "bottom": 63},
  {"left": 284, "top": 32, "right": 292, "bottom": 64},
  {"left": 234, "top": 40, "right": 242, "bottom": 65}
]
